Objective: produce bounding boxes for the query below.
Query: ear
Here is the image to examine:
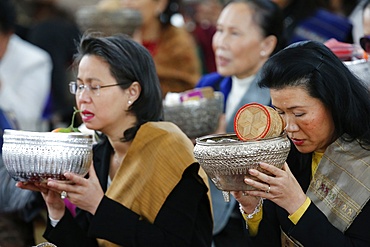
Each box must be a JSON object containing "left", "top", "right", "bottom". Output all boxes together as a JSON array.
[
  {"left": 127, "top": 81, "right": 141, "bottom": 103},
  {"left": 260, "top": 35, "right": 278, "bottom": 58}
]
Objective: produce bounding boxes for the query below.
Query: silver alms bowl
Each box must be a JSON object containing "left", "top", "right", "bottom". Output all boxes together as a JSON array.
[
  {"left": 194, "top": 133, "right": 291, "bottom": 193},
  {"left": 163, "top": 92, "right": 224, "bottom": 139},
  {"left": 2, "top": 130, "right": 93, "bottom": 182}
]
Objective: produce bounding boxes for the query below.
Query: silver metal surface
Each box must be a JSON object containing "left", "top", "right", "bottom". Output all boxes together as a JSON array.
[
  {"left": 194, "top": 133, "right": 291, "bottom": 193},
  {"left": 163, "top": 92, "right": 224, "bottom": 139},
  {"left": 2, "top": 130, "right": 93, "bottom": 182}
]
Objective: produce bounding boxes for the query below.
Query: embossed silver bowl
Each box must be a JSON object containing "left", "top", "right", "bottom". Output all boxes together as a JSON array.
[
  {"left": 194, "top": 133, "right": 290, "bottom": 200},
  {"left": 163, "top": 92, "right": 224, "bottom": 139},
  {"left": 2, "top": 130, "right": 93, "bottom": 182}
]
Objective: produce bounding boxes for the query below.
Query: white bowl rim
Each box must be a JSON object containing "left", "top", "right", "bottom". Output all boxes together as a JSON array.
[
  {"left": 3, "top": 129, "right": 93, "bottom": 139},
  {"left": 195, "top": 132, "right": 288, "bottom": 146}
]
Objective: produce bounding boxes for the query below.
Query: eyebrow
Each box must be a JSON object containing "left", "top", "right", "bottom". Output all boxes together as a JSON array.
[{"left": 272, "top": 105, "right": 303, "bottom": 111}]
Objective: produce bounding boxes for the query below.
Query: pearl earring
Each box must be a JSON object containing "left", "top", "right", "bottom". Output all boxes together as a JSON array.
[
  {"left": 260, "top": 50, "right": 266, "bottom": 56},
  {"left": 128, "top": 100, "right": 132, "bottom": 105}
]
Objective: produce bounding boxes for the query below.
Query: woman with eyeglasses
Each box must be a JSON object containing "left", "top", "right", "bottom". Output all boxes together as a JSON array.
[
  {"left": 17, "top": 33, "right": 213, "bottom": 247},
  {"left": 361, "top": 0, "right": 370, "bottom": 53}
]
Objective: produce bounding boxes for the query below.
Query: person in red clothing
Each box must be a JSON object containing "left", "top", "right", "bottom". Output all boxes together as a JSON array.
[{"left": 120, "top": 0, "right": 202, "bottom": 97}]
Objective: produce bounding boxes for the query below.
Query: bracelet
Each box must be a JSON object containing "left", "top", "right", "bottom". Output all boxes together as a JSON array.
[{"left": 239, "top": 198, "right": 263, "bottom": 219}]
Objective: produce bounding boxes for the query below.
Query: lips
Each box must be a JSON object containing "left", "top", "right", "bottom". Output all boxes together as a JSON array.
[
  {"left": 81, "top": 110, "right": 95, "bottom": 122},
  {"left": 291, "top": 138, "right": 304, "bottom": 146},
  {"left": 215, "top": 55, "right": 230, "bottom": 67}
]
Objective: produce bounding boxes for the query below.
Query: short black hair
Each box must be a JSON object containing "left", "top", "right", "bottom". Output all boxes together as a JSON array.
[
  {"left": 0, "top": 0, "right": 16, "bottom": 33},
  {"left": 73, "top": 32, "right": 163, "bottom": 142}
]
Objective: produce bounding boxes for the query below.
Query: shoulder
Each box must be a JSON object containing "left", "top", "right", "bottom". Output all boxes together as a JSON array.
[
  {"left": 141, "top": 121, "right": 189, "bottom": 141},
  {"left": 8, "top": 35, "right": 51, "bottom": 64}
]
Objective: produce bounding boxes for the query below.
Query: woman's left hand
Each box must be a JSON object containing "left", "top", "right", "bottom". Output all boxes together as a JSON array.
[
  {"left": 243, "top": 162, "right": 307, "bottom": 215},
  {"left": 46, "top": 163, "right": 104, "bottom": 215}
]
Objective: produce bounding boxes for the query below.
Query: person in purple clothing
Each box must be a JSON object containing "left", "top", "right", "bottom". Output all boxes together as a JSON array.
[{"left": 196, "top": 1, "right": 286, "bottom": 247}]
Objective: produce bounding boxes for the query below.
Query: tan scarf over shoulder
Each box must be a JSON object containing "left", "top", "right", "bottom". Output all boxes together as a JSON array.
[
  {"left": 97, "top": 122, "right": 210, "bottom": 247},
  {"left": 307, "top": 137, "right": 370, "bottom": 232},
  {"left": 282, "top": 137, "right": 370, "bottom": 246}
]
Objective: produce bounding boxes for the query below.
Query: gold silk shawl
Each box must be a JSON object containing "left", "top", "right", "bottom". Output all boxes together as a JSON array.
[
  {"left": 282, "top": 137, "right": 370, "bottom": 246},
  {"left": 97, "top": 122, "right": 210, "bottom": 247}
]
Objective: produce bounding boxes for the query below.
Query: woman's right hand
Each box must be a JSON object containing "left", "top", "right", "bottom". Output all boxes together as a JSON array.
[
  {"left": 231, "top": 191, "right": 261, "bottom": 214},
  {"left": 16, "top": 181, "right": 66, "bottom": 220}
]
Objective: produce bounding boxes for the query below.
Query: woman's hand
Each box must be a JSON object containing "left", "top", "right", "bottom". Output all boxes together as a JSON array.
[
  {"left": 242, "top": 162, "right": 307, "bottom": 215},
  {"left": 46, "top": 163, "right": 104, "bottom": 215},
  {"left": 16, "top": 180, "right": 66, "bottom": 220},
  {"left": 231, "top": 191, "right": 261, "bottom": 214}
]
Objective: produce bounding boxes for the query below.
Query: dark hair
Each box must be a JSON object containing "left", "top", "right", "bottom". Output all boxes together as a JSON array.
[
  {"left": 258, "top": 40, "right": 370, "bottom": 148},
  {"left": 73, "top": 33, "right": 163, "bottom": 142},
  {"left": 230, "top": 0, "right": 286, "bottom": 55},
  {"left": 0, "top": 0, "right": 16, "bottom": 33},
  {"left": 160, "top": 0, "right": 180, "bottom": 26}
]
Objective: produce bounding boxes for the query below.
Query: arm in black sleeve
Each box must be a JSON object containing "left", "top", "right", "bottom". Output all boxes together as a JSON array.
[
  {"left": 88, "top": 163, "right": 213, "bottom": 247},
  {"left": 289, "top": 201, "right": 370, "bottom": 247},
  {"left": 43, "top": 208, "right": 98, "bottom": 247}
]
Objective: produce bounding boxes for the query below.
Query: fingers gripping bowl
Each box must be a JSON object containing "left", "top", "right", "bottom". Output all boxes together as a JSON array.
[
  {"left": 194, "top": 133, "right": 290, "bottom": 192},
  {"left": 194, "top": 102, "right": 291, "bottom": 201},
  {"left": 2, "top": 129, "right": 93, "bottom": 182}
]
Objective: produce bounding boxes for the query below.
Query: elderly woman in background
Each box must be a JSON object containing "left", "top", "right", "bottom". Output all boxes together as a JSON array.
[
  {"left": 196, "top": 0, "right": 285, "bottom": 246},
  {"left": 233, "top": 41, "right": 370, "bottom": 246},
  {"left": 119, "top": 0, "right": 201, "bottom": 97}
]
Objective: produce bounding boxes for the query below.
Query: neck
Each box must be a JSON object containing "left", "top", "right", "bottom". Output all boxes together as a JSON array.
[{"left": 134, "top": 21, "right": 162, "bottom": 41}]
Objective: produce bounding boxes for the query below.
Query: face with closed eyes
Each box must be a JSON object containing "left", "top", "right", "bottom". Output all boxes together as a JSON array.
[
  {"left": 75, "top": 54, "right": 138, "bottom": 136},
  {"left": 270, "top": 86, "right": 335, "bottom": 153}
]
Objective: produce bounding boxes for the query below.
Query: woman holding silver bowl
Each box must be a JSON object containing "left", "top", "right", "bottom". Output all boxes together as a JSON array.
[
  {"left": 232, "top": 41, "right": 370, "bottom": 246},
  {"left": 17, "top": 33, "right": 213, "bottom": 247}
]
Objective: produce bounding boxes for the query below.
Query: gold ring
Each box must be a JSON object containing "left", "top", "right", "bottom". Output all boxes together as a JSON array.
[{"left": 266, "top": 185, "right": 270, "bottom": 194}]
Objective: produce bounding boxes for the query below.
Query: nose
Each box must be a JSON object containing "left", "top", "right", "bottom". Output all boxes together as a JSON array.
[
  {"left": 284, "top": 117, "right": 299, "bottom": 136},
  {"left": 212, "top": 31, "right": 228, "bottom": 51},
  {"left": 76, "top": 89, "right": 92, "bottom": 104}
]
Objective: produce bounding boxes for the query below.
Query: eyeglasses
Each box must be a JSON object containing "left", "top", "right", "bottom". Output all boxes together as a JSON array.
[
  {"left": 69, "top": 81, "right": 125, "bottom": 96},
  {"left": 360, "top": 35, "right": 370, "bottom": 53}
]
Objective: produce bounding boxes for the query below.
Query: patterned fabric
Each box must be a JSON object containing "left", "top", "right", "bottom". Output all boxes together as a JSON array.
[{"left": 306, "top": 137, "right": 370, "bottom": 232}]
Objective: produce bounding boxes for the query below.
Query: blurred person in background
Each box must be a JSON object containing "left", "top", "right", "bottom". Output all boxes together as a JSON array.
[
  {"left": 0, "top": 1, "right": 50, "bottom": 245},
  {"left": 326, "top": 0, "right": 367, "bottom": 45},
  {"left": 361, "top": 0, "right": 370, "bottom": 53},
  {"left": 196, "top": 1, "right": 285, "bottom": 246},
  {"left": 272, "top": 0, "right": 353, "bottom": 44},
  {"left": 0, "top": 0, "right": 52, "bottom": 132},
  {"left": 181, "top": 0, "right": 223, "bottom": 74},
  {"left": 117, "top": 0, "right": 201, "bottom": 97},
  {"left": 21, "top": 0, "right": 82, "bottom": 130}
]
